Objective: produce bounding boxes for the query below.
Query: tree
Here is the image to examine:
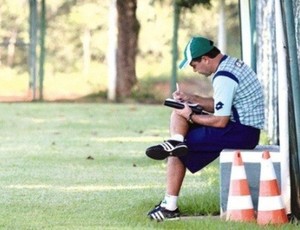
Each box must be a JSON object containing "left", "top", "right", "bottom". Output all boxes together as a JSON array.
[
  {"left": 110, "top": 0, "right": 211, "bottom": 100},
  {"left": 107, "top": 0, "right": 117, "bottom": 101},
  {"left": 29, "top": 0, "right": 38, "bottom": 100},
  {"left": 115, "top": 0, "right": 140, "bottom": 100},
  {"left": 39, "top": 0, "right": 46, "bottom": 100}
]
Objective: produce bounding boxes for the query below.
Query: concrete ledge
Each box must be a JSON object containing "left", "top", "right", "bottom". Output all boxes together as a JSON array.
[{"left": 220, "top": 145, "right": 280, "bottom": 163}]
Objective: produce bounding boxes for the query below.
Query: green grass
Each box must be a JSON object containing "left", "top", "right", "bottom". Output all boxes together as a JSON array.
[{"left": 0, "top": 103, "right": 297, "bottom": 229}]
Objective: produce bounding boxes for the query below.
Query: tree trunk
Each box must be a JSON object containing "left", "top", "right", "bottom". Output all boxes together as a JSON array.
[
  {"left": 7, "top": 30, "right": 17, "bottom": 67},
  {"left": 170, "top": 1, "right": 180, "bottom": 95},
  {"left": 39, "top": 0, "right": 46, "bottom": 100},
  {"left": 29, "top": 0, "right": 38, "bottom": 100},
  {"left": 82, "top": 27, "right": 91, "bottom": 77},
  {"left": 217, "top": 0, "right": 226, "bottom": 53},
  {"left": 107, "top": 0, "right": 117, "bottom": 101},
  {"left": 116, "top": 0, "right": 139, "bottom": 99}
]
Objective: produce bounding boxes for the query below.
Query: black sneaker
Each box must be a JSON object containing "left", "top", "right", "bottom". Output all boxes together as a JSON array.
[
  {"left": 147, "top": 203, "right": 180, "bottom": 222},
  {"left": 145, "top": 140, "right": 188, "bottom": 160}
]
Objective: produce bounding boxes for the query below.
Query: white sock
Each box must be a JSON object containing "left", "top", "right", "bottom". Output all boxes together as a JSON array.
[
  {"left": 160, "top": 194, "right": 178, "bottom": 211},
  {"left": 170, "top": 134, "right": 184, "bottom": 142}
]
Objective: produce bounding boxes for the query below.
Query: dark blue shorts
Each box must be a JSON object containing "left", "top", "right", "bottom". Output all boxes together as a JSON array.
[{"left": 179, "top": 121, "right": 260, "bottom": 173}]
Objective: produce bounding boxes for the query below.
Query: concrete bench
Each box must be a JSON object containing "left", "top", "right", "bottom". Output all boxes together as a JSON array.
[{"left": 219, "top": 145, "right": 282, "bottom": 217}]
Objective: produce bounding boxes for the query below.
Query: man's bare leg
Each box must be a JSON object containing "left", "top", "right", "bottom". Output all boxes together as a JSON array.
[
  {"left": 145, "top": 111, "right": 189, "bottom": 160},
  {"left": 147, "top": 112, "right": 189, "bottom": 218},
  {"left": 166, "top": 111, "right": 189, "bottom": 195},
  {"left": 167, "top": 111, "right": 189, "bottom": 195},
  {"left": 170, "top": 111, "right": 189, "bottom": 138},
  {"left": 166, "top": 156, "right": 186, "bottom": 196},
  {"left": 160, "top": 112, "right": 188, "bottom": 211}
]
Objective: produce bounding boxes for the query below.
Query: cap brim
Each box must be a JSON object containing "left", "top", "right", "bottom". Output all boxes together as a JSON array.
[
  {"left": 178, "top": 57, "right": 191, "bottom": 69},
  {"left": 179, "top": 39, "right": 194, "bottom": 69},
  {"left": 178, "top": 59, "right": 187, "bottom": 69}
]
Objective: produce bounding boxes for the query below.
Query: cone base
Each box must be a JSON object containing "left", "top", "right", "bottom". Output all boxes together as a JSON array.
[
  {"left": 226, "top": 209, "right": 256, "bottom": 222},
  {"left": 257, "top": 209, "right": 288, "bottom": 225}
]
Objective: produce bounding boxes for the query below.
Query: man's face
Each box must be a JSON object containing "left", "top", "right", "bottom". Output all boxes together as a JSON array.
[{"left": 190, "top": 56, "right": 212, "bottom": 76}]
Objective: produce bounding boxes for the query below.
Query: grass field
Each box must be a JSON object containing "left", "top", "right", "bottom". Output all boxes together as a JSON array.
[{"left": 0, "top": 103, "right": 297, "bottom": 229}]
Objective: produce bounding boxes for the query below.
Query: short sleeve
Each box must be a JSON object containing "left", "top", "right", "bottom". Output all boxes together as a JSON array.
[{"left": 212, "top": 76, "right": 238, "bottom": 116}]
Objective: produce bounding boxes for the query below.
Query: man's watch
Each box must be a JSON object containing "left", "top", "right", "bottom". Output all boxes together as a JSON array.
[{"left": 187, "top": 112, "right": 195, "bottom": 124}]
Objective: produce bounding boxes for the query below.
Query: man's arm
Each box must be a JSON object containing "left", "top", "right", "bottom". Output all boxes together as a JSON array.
[
  {"left": 172, "top": 91, "right": 215, "bottom": 113},
  {"left": 175, "top": 104, "right": 230, "bottom": 128},
  {"left": 188, "top": 95, "right": 214, "bottom": 113},
  {"left": 190, "top": 114, "right": 230, "bottom": 128}
]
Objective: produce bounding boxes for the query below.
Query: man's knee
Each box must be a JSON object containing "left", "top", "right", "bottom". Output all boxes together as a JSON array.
[{"left": 167, "top": 157, "right": 184, "bottom": 167}]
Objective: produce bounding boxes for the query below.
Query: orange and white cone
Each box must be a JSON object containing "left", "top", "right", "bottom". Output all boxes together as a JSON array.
[
  {"left": 226, "top": 151, "right": 255, "bottom": 222},
  {"left": 257, "top": 151, "right": 288, "bottom": 225}
]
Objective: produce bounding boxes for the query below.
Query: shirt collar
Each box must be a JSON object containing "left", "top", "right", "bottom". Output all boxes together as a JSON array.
[{"left": 215, "top": 55, "right": 228, "bottom": 71}]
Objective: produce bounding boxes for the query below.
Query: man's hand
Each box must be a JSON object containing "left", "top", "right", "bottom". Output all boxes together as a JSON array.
[
  {"left": 174, "top": 102, "right": 192, "bottom": 120},
  {"left": 172, "top": 90, "right": 192, "bottom": 103}
]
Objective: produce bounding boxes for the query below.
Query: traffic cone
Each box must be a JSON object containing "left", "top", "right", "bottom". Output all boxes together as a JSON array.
[
  {"left": 226, "top": 151, "right": 255, "bottom": 222},
  {"left": 257, "top": 151, "right": 288, "bottom": 225}
]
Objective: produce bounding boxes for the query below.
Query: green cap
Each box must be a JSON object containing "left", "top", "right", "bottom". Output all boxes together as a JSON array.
[{"left": 179, "top": 36, "right": 214, "bottom": 69}]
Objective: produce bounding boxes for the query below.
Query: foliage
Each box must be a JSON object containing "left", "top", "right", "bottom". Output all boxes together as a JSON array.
[
  {"left": 0, "top": 0, "right": 28, "bottom": 70},
  {"left": 0, "top": 0, "right": 241, "bottom": 99}
]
